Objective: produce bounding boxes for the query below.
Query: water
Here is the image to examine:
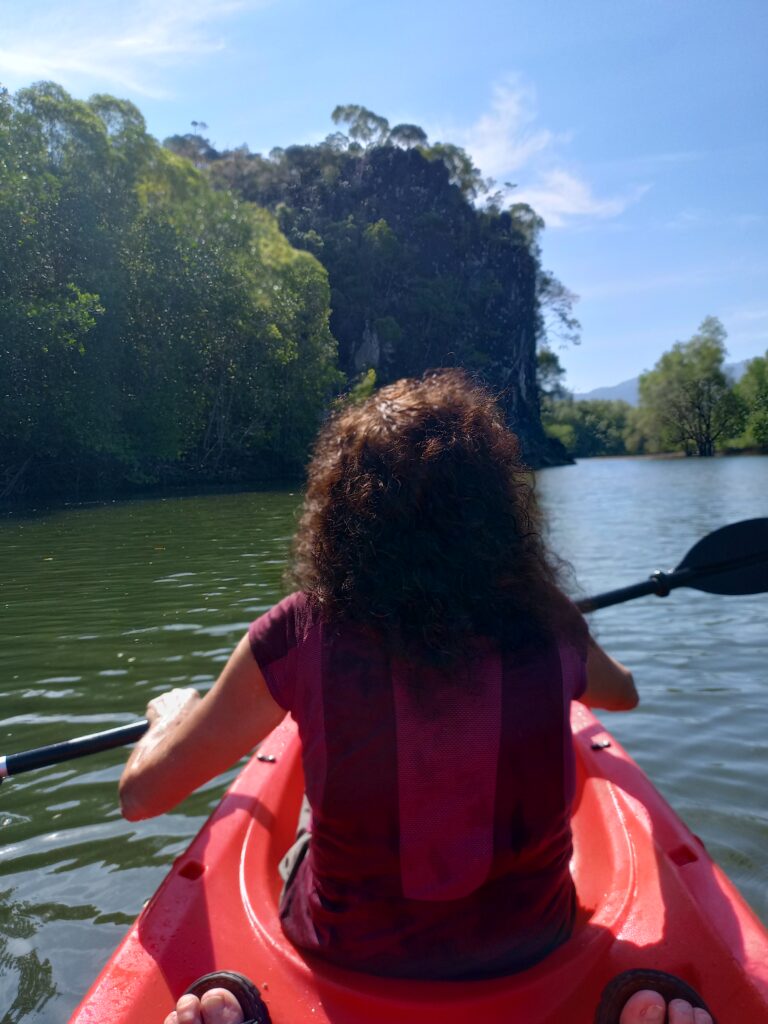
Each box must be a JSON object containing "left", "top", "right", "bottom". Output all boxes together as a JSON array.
[{"left": 0, "top": 458, "right": 766, "bottom": 1022}]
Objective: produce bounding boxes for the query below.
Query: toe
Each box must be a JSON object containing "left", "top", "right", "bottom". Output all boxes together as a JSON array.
[
  {"left": 669, "top": 999, "right": 695, "bottom": 1024},
  {"left": 200, "top": 987, "right": 245, "bottom": 1024},
  {"left": 693, "top": 1010, "right": 713, "bottom": 1024},
  {"left": 619, "top": 989, "right": 667, "bottom": 1024},
  {"left": 174, "top": 994, "right": 204, "bottom": 1024}
]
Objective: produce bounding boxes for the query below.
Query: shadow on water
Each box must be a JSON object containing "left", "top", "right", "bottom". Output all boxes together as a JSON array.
[{"left": 0, "top": 890, "right": 59, "bottom": 1023}]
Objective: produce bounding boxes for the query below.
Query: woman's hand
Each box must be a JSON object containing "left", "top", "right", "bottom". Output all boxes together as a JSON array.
[
  {"left": 146, "top": 687, "right": 201, "bottom": 731},
  {"left": 119, "top": 689, "right": 199, "bottom": 820},
  {"left": 121, "top": 689, "right": 201, "bottom": 778},
  {"left": 118, "top": 635, "right": 286, "bottom": 822}
]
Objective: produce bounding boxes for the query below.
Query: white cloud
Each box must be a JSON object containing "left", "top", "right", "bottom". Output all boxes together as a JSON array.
[
  {"left": 514, "top": 171, "right": 648, "bottom": 228},
  {"left": 455, "top": 78, "right": 646, "bottom": 228},
  {"left": 0, "top": 0, "right": 265, "bottom": 98},
  {"left": 460, "top": 77, "right": 560, "bottom": 179}
]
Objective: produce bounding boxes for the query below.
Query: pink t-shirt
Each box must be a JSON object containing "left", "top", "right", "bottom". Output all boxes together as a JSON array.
[{"left": 249, "top": 592, "right": 586, "bottom": 979}]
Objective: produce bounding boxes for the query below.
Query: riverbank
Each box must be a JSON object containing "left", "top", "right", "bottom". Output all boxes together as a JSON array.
[
  {"left": 0, "top": 477, "right": 304, "bottom": 520},
  {"left": 568, "top": 447, "right": 767, "bottom": 462}
]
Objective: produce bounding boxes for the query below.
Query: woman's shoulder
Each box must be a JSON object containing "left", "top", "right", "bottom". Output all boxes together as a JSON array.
[
  {"left": 272, "top": 590, "right": 310, "bottom": 615},
  {"left": 249, "top": 591, "right": 318, "bottom": 651}
]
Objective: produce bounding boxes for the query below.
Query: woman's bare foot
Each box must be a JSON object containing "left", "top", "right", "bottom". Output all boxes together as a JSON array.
[
  {"left": 619, "top": 989, "right": 714, "bottom": 1024},
  {"left": 164, "top": 981, "right": 715, "bottom": 1024},
  {"left": 163, "top": 988, "right": 245, "bottom": 1024}
]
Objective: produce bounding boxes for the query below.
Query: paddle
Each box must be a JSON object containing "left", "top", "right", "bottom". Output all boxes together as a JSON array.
[
  {"left": 576, "top": 517, "right": 768, "bottom": 612},
  {"left": 0, "top": 719, "right": 149, "bottom": 782},
  {"left": 2, "top": 517, "right": 766, "bottom": 782}
]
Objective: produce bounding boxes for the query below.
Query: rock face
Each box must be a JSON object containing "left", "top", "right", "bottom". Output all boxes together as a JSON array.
[{"left": 213, "top": 143, "right": 570, "bottom": 468}]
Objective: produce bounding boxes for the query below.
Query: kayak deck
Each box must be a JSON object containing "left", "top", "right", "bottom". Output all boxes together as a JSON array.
[{"left": 70, "top": 704, "right": 768, "bottom": 1023}]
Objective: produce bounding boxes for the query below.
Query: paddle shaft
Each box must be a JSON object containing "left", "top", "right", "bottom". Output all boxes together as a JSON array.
[
  {"left": 0, "top": 720, "right": 149, "bottom": 780},
  {"left": 576, "top": 548, "right": 768, "bottom": 613}
]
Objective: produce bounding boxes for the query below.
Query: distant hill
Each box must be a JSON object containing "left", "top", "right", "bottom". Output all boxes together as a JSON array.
[
  {"left": 573, "top": 360, "right": 751, "bottom": 406},
  {"left": 573, "top": 377, "right": 639, "bottom": 405}
]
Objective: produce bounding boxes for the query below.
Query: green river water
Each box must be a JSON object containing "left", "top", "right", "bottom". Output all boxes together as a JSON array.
[{"left": 1, "top": 456, "right": 766, "bottom": 1022}]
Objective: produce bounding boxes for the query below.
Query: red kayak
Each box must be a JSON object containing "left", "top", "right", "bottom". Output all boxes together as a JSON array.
[{"left": 69, "top": 704, "right": 768, "bottom": 1023}]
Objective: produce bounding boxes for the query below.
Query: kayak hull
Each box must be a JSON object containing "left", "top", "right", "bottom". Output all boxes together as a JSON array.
[{"left": 69, "top": 705, "right": 768, "bottom": 1023}]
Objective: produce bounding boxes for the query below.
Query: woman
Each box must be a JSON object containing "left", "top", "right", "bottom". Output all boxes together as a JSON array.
[{"left": 119, "top": 372, "right": 709, "bottom": 1023}]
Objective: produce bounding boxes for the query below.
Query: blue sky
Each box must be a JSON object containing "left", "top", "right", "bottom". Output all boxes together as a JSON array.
[{"left": 2, "top": 0, "right": 766, "bottom": 391}]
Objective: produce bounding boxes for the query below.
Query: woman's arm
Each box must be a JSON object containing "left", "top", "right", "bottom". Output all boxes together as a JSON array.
[
  {"left": 580, "top": 638, "right": 639, "bottom": 711},
  {"left": 119, "top": 634, "right": 286, "bottom": 821}
]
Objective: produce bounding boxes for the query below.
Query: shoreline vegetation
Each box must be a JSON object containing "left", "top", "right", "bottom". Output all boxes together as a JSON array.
[
  {"left": 539, "top": 318, "right": 768, "bottom": 462},
  {"left": 0, "top": 477, "right": 302, "bottom": 519},
  {"left": 2, "top": 85, "right": 766, "bottom": 508},
  {"left": 5, "top": 450, "right": 767, "bottom": 523},
  {"left": 0, "top": 87, "right": 568, "bottom": 506},
  {"left": 566, "top": 448, "right": 767, "bottom": 462}
]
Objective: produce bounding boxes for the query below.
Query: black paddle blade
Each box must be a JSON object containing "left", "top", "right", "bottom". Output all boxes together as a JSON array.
[{"left": 675, "top": 517, "right": 768, "bottom": 595}]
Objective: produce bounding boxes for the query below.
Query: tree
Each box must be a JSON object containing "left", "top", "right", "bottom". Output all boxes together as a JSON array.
[
  {"left": 543, "top": 398, "right": 632, "bottom": 458},
  {"left": 0, "top": 83, "right": 339, "bottom": 500},
  {"left": 638, "top": 317, "right": 748, "bottom": 456},
  {"left": 536, "top": 271, "right": 581, "bottom": 349},
  {"left": 735, "top": 351, "right": 768, "bottom": 449},
  {"left": 194, "top": 103, "right": 579, "bottom": 466},
  {"left": 419, "top": 141, "right": 485, "bottom": 199},
  {"left": 331, "top": 105, "right": 390, "bottom": 148},
  {"left": 162, "top": 132, "right": 219, "bottom": 168},
  {"left": 389, "top": 123, "right": 428, "bottom": 149},
  {"left": 536, "top": 346, "right": 568, "bottom": 412}
]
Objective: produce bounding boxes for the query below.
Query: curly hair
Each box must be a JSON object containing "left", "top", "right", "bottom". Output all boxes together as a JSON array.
[{"left": 291, "top": 369, "right": 583, "bottom": 665}]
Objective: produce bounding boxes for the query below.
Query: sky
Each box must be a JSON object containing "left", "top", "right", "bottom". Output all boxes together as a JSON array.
[{"left": 1, "top": 0, "right": 766, "bottom": 392}]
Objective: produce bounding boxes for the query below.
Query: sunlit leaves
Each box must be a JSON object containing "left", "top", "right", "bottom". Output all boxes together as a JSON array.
[
  {"left": 734, "top": 351, "right": 768, "bottom": 450},
  {"left": 0, "top": 83, "right": 338, "bottom": 499},
  {"left": 638, "top": 317, "right": 748, "bottom": 456}
]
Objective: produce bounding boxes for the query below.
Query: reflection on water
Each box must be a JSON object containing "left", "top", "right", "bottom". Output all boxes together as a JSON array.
[
  {"left": 0, "top": 888, "right": 58, "bottom": 1024},
  {"left": 0, "top": 463, "right": 766, "bottom": 1021}
]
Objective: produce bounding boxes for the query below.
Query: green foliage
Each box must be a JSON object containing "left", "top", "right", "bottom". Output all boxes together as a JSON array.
[
  {"left": 543, "top": 420, "right": 577, "bottom": 453},
  {"left": 418, "top": 142, "right": 486, "bottom": 200},
  {"left": 162, "top": 132, "right": 220, "bottom": 168},
  {"left": 389, "top": 123, "right": 428, "bottom": 149},
  {"left": 621, "top": 406, "right": 654, "bottom": 455},
  {"left": 1, "top": 90, "right": 580, "bottom": 499},
  {"left": 174, "top": 107, "right": 577, "bottom": 385},
  {"left": 202, "top": 112, "right": 569, "bottom": 463},
  {"left": 536, "top": 272, "right": 581, "bottom": 349},
  {"left": 334, "top": 368, "right": 377, "bottom": 410},
  {"left": 536, "top": 347, "right": 568, "bottom": 408},
  {"left": 733, "top": 351, "right": 768, "bottom": 449},
  {"left": 0, "top": 83, "right": 338, "bottom": 500},
  {"left": 638, "top": 317, "right": 748, "bottom": 456},
  {"left": 542, "top": 326, "right": 767, "bottom": 461},
  {"left": 544, "top": 399, "right": 633, "bottom": 458},
  {"left": 331, "top": 105, "right": 390, "bottom": 148}
]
